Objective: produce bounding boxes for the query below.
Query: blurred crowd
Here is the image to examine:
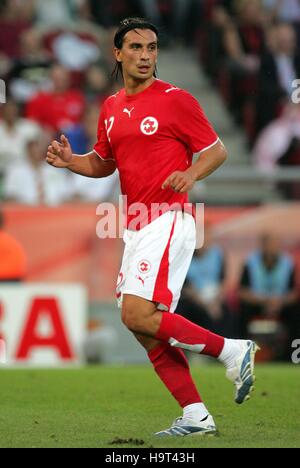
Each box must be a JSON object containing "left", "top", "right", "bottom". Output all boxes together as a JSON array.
[
  {"left": 199, "top": 0, "right": 300, "bottom": 177},
  {"left": 176, "top": 225, "right": 300, "bottom": 361},
  {"left": 0, "top": 0, "right": 129, "bottom": 205},
  {"left": 1, "top": 0, "right": 300, "bottom": 205}
]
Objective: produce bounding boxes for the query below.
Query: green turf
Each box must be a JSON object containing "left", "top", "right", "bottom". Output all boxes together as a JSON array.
[{"left": 0, "top": 364, "right": 299, "bottom": 448}]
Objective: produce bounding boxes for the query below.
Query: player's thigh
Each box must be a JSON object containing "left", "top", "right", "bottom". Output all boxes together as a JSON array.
[{"left": 118, "top": 212, "right": 179, "bottom": 311}]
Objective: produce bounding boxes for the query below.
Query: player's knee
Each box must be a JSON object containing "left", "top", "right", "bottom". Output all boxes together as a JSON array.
[
  {"left": 122, "top": 295, "right": 157, "bottom": 333},
  {"left": 134, "top": 334, "right": 161, "bottom": 352},
  {"left": 121, "top": 305, "right": 139, "bottom": 332}
]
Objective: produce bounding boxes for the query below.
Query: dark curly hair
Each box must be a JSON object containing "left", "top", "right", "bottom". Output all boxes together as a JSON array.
[{"left": 112, "top": 17, "right": 159, "bottom": 81}]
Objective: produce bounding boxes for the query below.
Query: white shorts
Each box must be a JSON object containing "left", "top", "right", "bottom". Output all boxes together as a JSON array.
[{"left": 116, "top": 210, "right": 196, "bottom": 313}]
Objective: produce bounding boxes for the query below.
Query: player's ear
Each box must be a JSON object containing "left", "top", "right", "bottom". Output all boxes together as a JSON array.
[{"left": 114, "top": 47, "right": 122, "bottom": 63}]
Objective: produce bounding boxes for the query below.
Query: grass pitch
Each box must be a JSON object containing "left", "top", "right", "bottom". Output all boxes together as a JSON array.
[{"left": 0, "top": 364, "right": 299, "bottom": 448}]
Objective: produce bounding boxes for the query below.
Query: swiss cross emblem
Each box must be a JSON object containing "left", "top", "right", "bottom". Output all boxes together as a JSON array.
[
  {"left": 140, "top": 117, "right": 159, "bottom": 135},
  {"left": 138, "top": 260, "right": 152, "bottom": 274}
]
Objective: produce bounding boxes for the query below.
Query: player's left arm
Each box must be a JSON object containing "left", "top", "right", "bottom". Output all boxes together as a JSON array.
[{"left": 162, "top": 140, "right": 227, "bottom": 193}]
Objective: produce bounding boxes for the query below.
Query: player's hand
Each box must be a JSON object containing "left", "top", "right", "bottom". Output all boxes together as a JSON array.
[
  {"left": 46, "top": 135, "right": 73, "bottom": 168},
  {"left": 161, "top": 171, "right": 196, "bottom": 193}
]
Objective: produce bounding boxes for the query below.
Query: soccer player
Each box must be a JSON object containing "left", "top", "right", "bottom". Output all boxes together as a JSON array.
[{"left": 46, "top": 18, "right": 259, "bottom": 437}]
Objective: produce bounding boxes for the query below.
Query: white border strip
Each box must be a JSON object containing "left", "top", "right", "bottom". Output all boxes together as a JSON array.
[{"left": 197, "top": 137, "right": 220, "bottom": 155}]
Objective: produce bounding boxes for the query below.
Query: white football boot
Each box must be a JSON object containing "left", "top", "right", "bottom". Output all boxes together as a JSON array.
[
  {"left": 226, "top": 340, "right": 260, "bottom": 404},
  {"left": 154, "top": 415, "right": 217, "bottom": 437}
]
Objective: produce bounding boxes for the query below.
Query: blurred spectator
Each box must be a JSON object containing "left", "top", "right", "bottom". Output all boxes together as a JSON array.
[
  {"left": 65, "top": 103, "right": 99, "bottom": 155},
  {"left": 269, "top": 0, "right": 300, "bottom": 48},
  {"left": 87, "top": 0, "right": 133, "bottom": 28},
  {"left": 4, "top": 136, "right": 72, "bottom": 205},
  {"left": 253, "top": 101, "right": 300, "bottom": 171},
  {"left": 176, "top": 226, "right": 235, "bottom": 337},
  {"left": 0, "top": 208, "right": 27, "bottom": 282},
  {"left": 41, "top": 22, "right": 106, "bottom": 90},
  {"left": 219, "top": 0, "right": 236, "bottom": 17},
  {"left": 224, "top": 0, "right": 266, "bottom": 71},
  {"left": 135, "top": 0, "right": 201, "bottom": 44},
  {"left": 171, "top": 0, "right": 203, "bottom": 43},
  {"left": 66, "top": 103, "right": 119, "bottom": 203},
  {"left": 25, "top": 64, "right": 85, "bottom": 132},
  {"left": 199, "top": 4, "right": 233, "bottom": 80},
  {"left": 84, "top": 63, "right": 111, "bottom": 103},
  {"left": 256, "top": 22, "right": 300, "bottom": 133},
  {"left": 135, "top": 0, "right": 164, "bottom": 28},
  {"left": 0, "top": 99, "right": 41, "bottom": 172},
  {"left": 254, "top": 101, "right": 300, "bottom": 198},
  {"left": 88, "top": 0, "right": 202, "bottom": 45},
  {"left": 0, "top": 0, "right": 33, "bottom": 68},
  {"left": 239, "top": 234, "right": 299, "bottom": 360},
  {"left": 33, "top": 0, "right": 82, "bottom": 27},
  {"left": 223, "top": 0, "right": 266, "bottom": 124},
  {"left": 263, "top": 0, "right": 300, "bottom": 23},
  {"left": 50, "top": 31, "right": 100, "bottom": 72},
  {"left": 8, "top": 28, "right": 53, "bottom": 103}
]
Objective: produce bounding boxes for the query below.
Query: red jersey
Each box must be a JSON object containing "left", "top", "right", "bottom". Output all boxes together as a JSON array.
[{"left": 94, "top": 79, "right": 219, "bottom": 230}]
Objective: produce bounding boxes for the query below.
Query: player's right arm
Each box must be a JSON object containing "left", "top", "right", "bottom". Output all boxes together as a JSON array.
[{"left": 46, "top": 134, "right": 116, "bottom": 178}]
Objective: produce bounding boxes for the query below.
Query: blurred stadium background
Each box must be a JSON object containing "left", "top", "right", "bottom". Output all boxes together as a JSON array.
[{"left": 0, "top": 0, "right": 300, "bottom": 368}]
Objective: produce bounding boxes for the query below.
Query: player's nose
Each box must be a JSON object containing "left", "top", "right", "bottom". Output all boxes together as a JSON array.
[{"left": 140, "top": 47, "right": 150, "bottom": 60}]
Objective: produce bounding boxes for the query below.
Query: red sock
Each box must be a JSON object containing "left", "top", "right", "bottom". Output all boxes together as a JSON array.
[
  {"left": 148, "top": 342, "right": 202, "bottom": 408},
  {"left": 155, "top": 312, "right": 225, "bottom": 358}
]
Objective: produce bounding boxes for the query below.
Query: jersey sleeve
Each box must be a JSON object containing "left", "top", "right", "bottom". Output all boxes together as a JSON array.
[
  {"left": 171, "top": 90, "right": 219, "bottom": 154},
  {"left": 93, "top": 104, "right": 115, "bottom": 161}
]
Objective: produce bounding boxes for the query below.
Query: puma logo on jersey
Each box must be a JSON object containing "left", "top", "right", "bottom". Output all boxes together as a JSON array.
[
  {"left": 136, "top": 275, "right": 145, "bottom": 286},
  {"left": 136, "top": 275, "right": 149, "bottom": 287},
  {"left": 123, "top": 107, "right": 135, "bottom": 118}
]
